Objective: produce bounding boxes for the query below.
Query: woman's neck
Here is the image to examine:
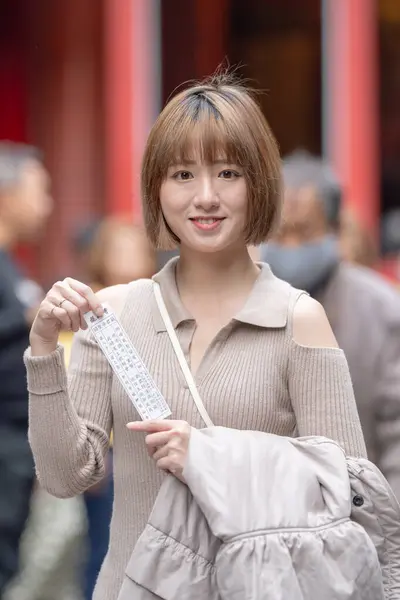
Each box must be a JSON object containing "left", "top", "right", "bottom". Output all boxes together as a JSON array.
[{"left": 176, "top": 246, "right": 260, "bottom": 297}]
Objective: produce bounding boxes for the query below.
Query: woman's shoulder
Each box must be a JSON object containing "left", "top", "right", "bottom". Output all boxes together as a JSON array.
[
  {"left": 264, "top": 265, "right": 339, "bottom": 350},
  {"left": 95, "top": 279, "right": 154, "bottom": 317},
  {"left": 291, "top": 294, "right": 339, "bottom": 349}
]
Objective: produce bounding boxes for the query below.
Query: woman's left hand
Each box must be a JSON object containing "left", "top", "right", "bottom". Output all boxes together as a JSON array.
[{"left": 126, "top": 419, "right": 192, "bottom": 483}]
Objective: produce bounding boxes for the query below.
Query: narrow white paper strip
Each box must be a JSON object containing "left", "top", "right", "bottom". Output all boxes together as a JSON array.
[{"left": 84, "top": 304, "right": 171, "bottom": 421}]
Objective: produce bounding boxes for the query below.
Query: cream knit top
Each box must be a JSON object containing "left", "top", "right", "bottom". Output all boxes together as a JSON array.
[{"left": 24, "top": 260, "right": 366, "bottom": 600}]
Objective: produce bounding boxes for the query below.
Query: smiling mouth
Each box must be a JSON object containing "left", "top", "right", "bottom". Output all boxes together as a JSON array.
[
  {"left": 190, "top": 217, "right": 225, "bottom": 223},
  {"left": 189, "top": 217, "right": 225, "bottom": 231}
]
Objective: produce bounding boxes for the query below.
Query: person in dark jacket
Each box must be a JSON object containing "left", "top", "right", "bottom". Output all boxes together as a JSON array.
[
  {"left": 0, "top": 142, "right": 52, "bottom": 593},
  {"left": 261, "top": 150, "right": 400, "bottom": 500}
]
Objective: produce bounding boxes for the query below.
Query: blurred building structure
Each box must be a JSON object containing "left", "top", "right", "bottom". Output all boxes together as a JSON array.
[{"left": 1, "top": 0, "right": 400, "bottom": 283}]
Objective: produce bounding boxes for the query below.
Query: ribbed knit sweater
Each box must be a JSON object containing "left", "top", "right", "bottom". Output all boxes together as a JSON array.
[{"left": 24, "top": 260, "right": 366, "bottom": 599}]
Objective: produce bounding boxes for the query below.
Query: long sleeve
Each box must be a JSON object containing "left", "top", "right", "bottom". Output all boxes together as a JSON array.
[
  {"left": 288, "top": 341, "right": 367, "bottom": 458},
  {"left": 374, "top": 319, "right": 400, "bottom": 500},
  {"left": 24, "top": 327, "right": 113, "bottom": 498}
]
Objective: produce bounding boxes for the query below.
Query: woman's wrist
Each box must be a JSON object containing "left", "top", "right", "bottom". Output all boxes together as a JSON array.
[{"left": 29, "top": 334, "right": 58, "bottom": 357}]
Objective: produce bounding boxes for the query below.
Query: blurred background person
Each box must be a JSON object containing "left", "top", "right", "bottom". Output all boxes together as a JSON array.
[
  {"left": 65, "top": 215, "right": 156, "bottom": 600},
  {"left": 0, "top": 142, "right": 52, "bottom": 594},
  {"left": 72, "top": 220, "right": 102, "bottom": 294},
  {"left": 339, "top": 207, "right": 379, "bottom": 269},
  {"left": 6, "top": 216, "right": 156, "bottom": 600},
  {"left": 380, "top": 209, "right": 400, "bottom": 289},
  {"left": 261, "top": 150, "right": 400, "bottom": 500},
  {"left": 4, "top": 488, "right": 85, "bottom": 600},
  {"left": 81, "top": 215, "right": 157, "bottom": 291}
]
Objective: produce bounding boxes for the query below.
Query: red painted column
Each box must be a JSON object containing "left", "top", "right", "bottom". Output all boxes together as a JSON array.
[
  {"left": 104, "top": 0, "right": 160, "bottom": 218},
  {"left": 194, "top": 0, "right": 229, "bottom": 78},
  {"left": 104, "top": 1, "right": 134, "bottom": 216},
  {"left": 28, "top": 0, "right": 104, "bottom": 283},
  {"left": 323, "top": 0, "right": 380, "bottom": 236}
]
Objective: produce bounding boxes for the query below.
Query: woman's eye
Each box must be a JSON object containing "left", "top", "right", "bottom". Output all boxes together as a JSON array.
[
  {"left": 173, "top": 171, "right": 193, "bottom": 181},
  {"left": 219, "top": 170, "right": 239, "bottom": 179}
]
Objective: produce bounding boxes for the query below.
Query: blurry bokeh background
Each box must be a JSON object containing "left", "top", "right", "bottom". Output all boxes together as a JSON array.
[
  {"left": 2, "top": 2, "right": 400, "bottom": 599},
  {"left": 1, "top": 0, "right": 400, "bottom": 284}
]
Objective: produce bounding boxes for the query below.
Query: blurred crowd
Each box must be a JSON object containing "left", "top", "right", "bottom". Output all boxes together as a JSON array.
[
  {"left": 0, "top": 142, "right": 157, "bottom": 600},
  {"left": 1, "top": 141, "right": 400, "bottom": 599}
]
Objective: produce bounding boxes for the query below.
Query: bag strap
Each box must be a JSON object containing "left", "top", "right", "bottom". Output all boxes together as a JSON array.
[{"left": 153, "top": 281, "right": 214, "bottom": 428}]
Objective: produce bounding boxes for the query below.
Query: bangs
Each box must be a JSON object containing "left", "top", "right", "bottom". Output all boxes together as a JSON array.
[{"left": 158, "top": 93, "right": 250, "bottom": 175}]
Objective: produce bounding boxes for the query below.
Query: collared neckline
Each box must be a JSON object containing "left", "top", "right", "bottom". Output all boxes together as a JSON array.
[{"left": 151, "top": 257, "right": 290, "bottom": 332}]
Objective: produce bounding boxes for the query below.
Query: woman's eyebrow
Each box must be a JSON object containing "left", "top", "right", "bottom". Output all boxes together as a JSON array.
[{"left": 168, "top": 158, "right": 232, "bottom": 167}]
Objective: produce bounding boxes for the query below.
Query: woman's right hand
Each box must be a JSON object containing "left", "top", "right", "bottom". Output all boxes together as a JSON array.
[{"left": 29, "top": 277, "right": 104, "bottom": 355}]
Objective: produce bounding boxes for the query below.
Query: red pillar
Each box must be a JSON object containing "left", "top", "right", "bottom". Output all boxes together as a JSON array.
[
  {"left": 194, "top": 0, "right": 229, "bottom": 78},
  {"left": 324, "top": 0, "right": 379, "bottom": 236},
  {"left": 104, "top": 0, "right": 160, "bottom": 218},
  {"left": 29, "top": 0, "right": 104, "bottom": 283}
]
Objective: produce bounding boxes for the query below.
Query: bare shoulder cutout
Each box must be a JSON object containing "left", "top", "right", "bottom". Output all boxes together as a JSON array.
[{"left": 292, "top": 294, "right": 339, "bottom": 349}]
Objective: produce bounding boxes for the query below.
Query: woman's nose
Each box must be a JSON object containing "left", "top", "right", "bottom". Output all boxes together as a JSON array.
[{"left": 193, "top": 177, "right": 219, "bottom": 210}]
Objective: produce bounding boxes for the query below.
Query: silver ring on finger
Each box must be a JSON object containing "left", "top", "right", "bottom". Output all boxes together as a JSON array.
[{"left": 59, "top": 298, "right": 67, "bottom": 308}]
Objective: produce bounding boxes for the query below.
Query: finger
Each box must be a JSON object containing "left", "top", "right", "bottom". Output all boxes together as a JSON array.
[
  {"left": 152, "top": 445, "right": 169, "bottom": 462},
  {"left": 42, "top": 298, "right": 85, "bottom": 332},
  {"left": 79, "top": 311, "right": 88, "bottom": 330},
  {"left": 48, "top": 306, "right": 73, "bottom": 330},
  {"left": 50, "top": 284, "right": 91, "bottom": 314},
  {"left": 56, "top": 299, "right": 81, "bottom": 332},
  {"left": 145, "top": 431, "right": 172, "bottom": 450},
  {"left": 126, "top": 420, "right": 176, "bottom": 433},
  {"left": 64, "top": 278, "right": 104, "bottom": 317},
  {"left": 156, "top": 456, "right": 174, "bottom": 472}
]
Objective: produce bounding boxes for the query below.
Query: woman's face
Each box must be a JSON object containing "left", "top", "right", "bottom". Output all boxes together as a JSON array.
[{"left": 160, "top": 155, "right": 248, "bottom": 254}]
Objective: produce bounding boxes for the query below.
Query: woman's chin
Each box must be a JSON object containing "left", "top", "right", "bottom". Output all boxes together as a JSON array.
[{"left": 181, "top": 238, "right": 241, "bottom": 255}]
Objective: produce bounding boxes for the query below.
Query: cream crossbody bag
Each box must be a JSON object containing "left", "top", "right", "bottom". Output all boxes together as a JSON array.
[{"left": 153, "top": 282, "right": 214, "bottom": 428}]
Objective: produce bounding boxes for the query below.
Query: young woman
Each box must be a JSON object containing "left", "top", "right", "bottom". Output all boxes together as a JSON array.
[{"left": 25, "top": 74, "right": 366, "bottom": 599}]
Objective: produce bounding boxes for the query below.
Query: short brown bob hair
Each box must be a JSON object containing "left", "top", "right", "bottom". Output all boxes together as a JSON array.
[{"left": 141, "top": 73, "right": 282, "bottom": 250}]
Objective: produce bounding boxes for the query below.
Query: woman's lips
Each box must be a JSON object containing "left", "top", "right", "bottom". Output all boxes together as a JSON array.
[{"left": 190, "top": 217, "right": 225, "bottom": 231}]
